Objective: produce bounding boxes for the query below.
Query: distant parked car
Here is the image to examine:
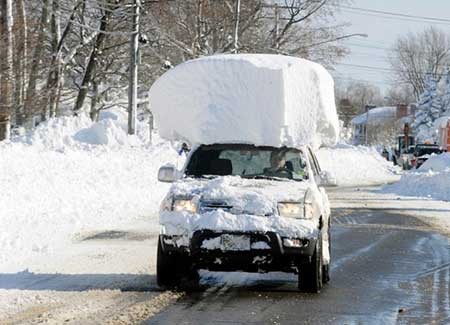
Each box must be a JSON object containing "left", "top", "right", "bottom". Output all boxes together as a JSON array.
[{"left": 411, "top": 144, "right": 443, "bottom": 169}]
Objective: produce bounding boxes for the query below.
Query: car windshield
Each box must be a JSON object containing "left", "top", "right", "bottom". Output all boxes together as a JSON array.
[
  {"left": 185, "top": 144, "right": 309, "bottom": 181},
  {"left": 416, "top": 147, "right": 441, "bottom": 156}
]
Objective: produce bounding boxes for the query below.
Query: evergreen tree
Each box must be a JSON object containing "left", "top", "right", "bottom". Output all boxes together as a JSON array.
[{"left": 412, "top": 74, "right": 442, "bottom": 142}]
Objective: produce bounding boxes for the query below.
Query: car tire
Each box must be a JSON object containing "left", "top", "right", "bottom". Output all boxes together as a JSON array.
[
  {"left": 322, "top": 264, "right": 330, "bottom": 284},
  {"left": 156, "top": 238, "right": 199, "bottom": 290},
  {"left": 298, "top": 236, "right": 323, "bottom": 293}
]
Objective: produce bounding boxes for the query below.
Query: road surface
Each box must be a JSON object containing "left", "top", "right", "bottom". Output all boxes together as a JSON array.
[
  {"left": 1, "top": 188, "right": 450, "bottom": 324},
  {"left": 148, "top": 208, "right": 450, "bottom": 324}
]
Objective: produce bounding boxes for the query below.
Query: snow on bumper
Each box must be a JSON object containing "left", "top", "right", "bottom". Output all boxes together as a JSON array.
[{"left": 159, "top": 210, "right": 318, "bottom": 245}]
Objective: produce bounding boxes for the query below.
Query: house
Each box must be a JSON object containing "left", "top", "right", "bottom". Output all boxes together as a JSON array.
[{"left": 351, "top": 104, "right": 413, "bottom": 145}]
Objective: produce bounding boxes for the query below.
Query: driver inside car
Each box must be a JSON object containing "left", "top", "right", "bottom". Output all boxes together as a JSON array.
[{"left": 264, "top": 150, "right": 291, "bottom": 177}]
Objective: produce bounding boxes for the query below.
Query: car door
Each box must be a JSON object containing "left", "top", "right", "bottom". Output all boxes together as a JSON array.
[
  {"left": 307, "top": 147, "right": 331, "bottom": 219},
  {"left": 307, "top": 147, "right": 331, "bottom": 264}
]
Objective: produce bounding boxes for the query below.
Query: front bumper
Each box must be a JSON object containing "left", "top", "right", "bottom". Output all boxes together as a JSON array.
[{"left": 160, "top": 230, "right": 317, "bottom": 273}]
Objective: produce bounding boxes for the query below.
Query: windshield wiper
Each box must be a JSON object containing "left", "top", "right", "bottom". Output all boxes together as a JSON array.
[{"left": 186, "top": 175, "right": 218, "bottom": 180}]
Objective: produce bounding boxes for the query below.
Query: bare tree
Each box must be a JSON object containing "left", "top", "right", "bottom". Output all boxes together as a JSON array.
[
  {"left": 13, "top": 0, "right": 27, "bottom": 126},
  {"left": 384, "top": 84, "right": 415, "bottom": 106},
  {"left": 73, "top": 1, "right": 119, "bottom": 113},
  {"left": 0, "top": 0, "right": 13, "bottom": 140},
  {"left": 336, "top": 80, "right": 383, "bottom": 112},
  {"left": 390, "top": 26, "right": 450, "bottom": 100},
  {"left": 23, "top": 0, "right": 50, "bottom": 125},
  {"left": 264, "top": 0, "right": 349, "bottom": 64}
]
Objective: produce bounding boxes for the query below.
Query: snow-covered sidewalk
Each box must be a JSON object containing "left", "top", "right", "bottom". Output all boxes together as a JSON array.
[
  {"left": 383, "top": 153, "right": 450, "bottom": 202},
  {"left": 317, "top": 144, "right": 401, "bottom": 186}
]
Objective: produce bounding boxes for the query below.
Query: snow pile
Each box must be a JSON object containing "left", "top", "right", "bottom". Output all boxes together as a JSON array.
[
  {"left": 384, "top": 153, "right": 450, "bottom": 201},
  {"left": 160, "top": 176, "right": 318, "bottom": 240},
  {"left": 316, "top": 144, "right": 401, "bottom": 186},
  {"left": 168, "top": 176, "right": 314, "bottom": 216},
  {"left": 161, "top": 209, "right": 317, "bottom": 241},
  {"left": 150, "top": 54, "right": 339, "bottom": 149},
  {"left": 0, "top": 111, "right": 181, "bottom": 271},
  {"left": 420, "top": 152, "right": 450, "bottom": 172},
  {"left": 159, "top": 176, "right": 331, "bottom": 261},
  {"left": 14, "top": 109, "right": 150, "bottom": 150}
]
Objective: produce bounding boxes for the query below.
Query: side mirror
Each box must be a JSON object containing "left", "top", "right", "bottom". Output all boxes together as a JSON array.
[
  {"left": 158, "top": 164, "right": 178, "bottom": 183},
  {"left": 319, "top": 170, "right": 337, "bottom": 187}
]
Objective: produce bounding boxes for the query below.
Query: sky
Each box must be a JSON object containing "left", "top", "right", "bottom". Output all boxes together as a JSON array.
[{"left": 333, "top": 0, "right": 450, "bottom": 93}]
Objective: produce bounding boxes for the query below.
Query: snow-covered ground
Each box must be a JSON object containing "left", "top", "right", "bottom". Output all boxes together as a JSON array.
[
  {"left": 0, "top": 109, "right": 446, "bottom": 323},
  {"left": 317, "top": 144, "right": 401, "bottom": 186},
  {"left": 0, "top": 114, "right": 401, "bottom": 273},
  {"left": 0, "top": 111, "right": 182, "bottom": 273},
  {"left": 383, "top": 153, "right": 450, "bottom": 202}
]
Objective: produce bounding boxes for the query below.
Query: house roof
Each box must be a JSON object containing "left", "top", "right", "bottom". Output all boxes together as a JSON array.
[{"left": 351, "top": 106, "right": 397, "bottom": 125}]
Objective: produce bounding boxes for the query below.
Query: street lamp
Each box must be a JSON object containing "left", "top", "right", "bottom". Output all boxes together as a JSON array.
[{"left": 306, "top": 33, "right": 368, "bottom": 49}]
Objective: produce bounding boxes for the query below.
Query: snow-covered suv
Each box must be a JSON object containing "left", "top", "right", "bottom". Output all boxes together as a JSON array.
[{"left": 157, "top": 143, "right": 335, "bottom": 293}]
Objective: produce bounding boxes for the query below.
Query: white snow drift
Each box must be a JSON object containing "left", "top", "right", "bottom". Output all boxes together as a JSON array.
[
  {"left": 317, "top": 144, "right": 400, "bottom": 186},
  {"left": 0, "top": 111, "right": 181, "bottom": 271},
  {"left": 150, "top": 54, "right": 339, "bottom": 149},
  {"left": 384, "top": 153, "right": 450, "bottom": 201}
]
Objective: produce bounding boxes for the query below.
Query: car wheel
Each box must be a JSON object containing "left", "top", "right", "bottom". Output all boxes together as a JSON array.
[
  {"left": 298, "top": 236, "right": 323, "bottom": 293},
  {"left": 156, "top": 238, "right": 199, "bottom": 290},
  {"left": 157, "top": 238, "right": 178, "bottom": 288}
]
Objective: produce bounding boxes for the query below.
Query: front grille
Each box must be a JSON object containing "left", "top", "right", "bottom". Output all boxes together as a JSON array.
[{"left": 199, "top": 201, "right": 233, "bottom": 213}]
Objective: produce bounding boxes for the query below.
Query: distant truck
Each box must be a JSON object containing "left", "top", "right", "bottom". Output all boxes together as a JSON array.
[{"left": 410, "top": 144, "right": 443, "bottom": 169}]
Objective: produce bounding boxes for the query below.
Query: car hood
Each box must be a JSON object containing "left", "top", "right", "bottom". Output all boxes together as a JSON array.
[{"left": 168, "top": 176, "right": 311, "bottom": 216}]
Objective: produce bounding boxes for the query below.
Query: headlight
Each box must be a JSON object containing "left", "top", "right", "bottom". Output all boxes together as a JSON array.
[
  {"left": 278, "top": 202, "right": 304, "bottom": 218},
  {"left": 172, "top": 198, "right": 197, "bottom": 213}
]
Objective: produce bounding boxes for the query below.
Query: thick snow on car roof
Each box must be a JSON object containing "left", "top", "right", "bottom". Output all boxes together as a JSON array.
[{"left": 149, "top": 54, "right": 339, "bottom": 149}]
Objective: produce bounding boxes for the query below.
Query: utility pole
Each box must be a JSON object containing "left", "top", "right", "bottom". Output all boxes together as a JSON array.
[
  {"left": 128, "top": 0, "right": 140, "bottom": 135},
  {"left": 233, "top": 0, "right": 241, "bottom": 53}
]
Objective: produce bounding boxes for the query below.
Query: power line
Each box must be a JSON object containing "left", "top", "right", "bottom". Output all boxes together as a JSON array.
[
  {"left": 338, "top": 5, "right": 450, "bottom": 24},
  {"left": 336, "top": 62, "right": 450, "bottom": 77},
  {"left": 341, "top": 8, "right": 450, "bottom": 26},
  {"left": 333, "top": 76, "right": 398, "bottom": 86}
]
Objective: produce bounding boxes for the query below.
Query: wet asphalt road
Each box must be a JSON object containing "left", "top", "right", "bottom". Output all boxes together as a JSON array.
[{"left": 147, "top": 208, "right": 450, "bottom": 324}]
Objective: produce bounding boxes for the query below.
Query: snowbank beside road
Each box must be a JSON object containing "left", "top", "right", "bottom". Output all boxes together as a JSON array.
[
  {"left": 419, "top": 152, "right": 450, "bottom": 172},
  {"left": 384, "top": 153, "right": 450, "bottom": 201},
  {"left": 0, "top": 111, "right": 181, "bottom": 271},
  {"left": 316, "top": 145, "right": 400, "bottom": 186},
  {"left": 14, "top": 110, "right": 147, "bottom": 150}
]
